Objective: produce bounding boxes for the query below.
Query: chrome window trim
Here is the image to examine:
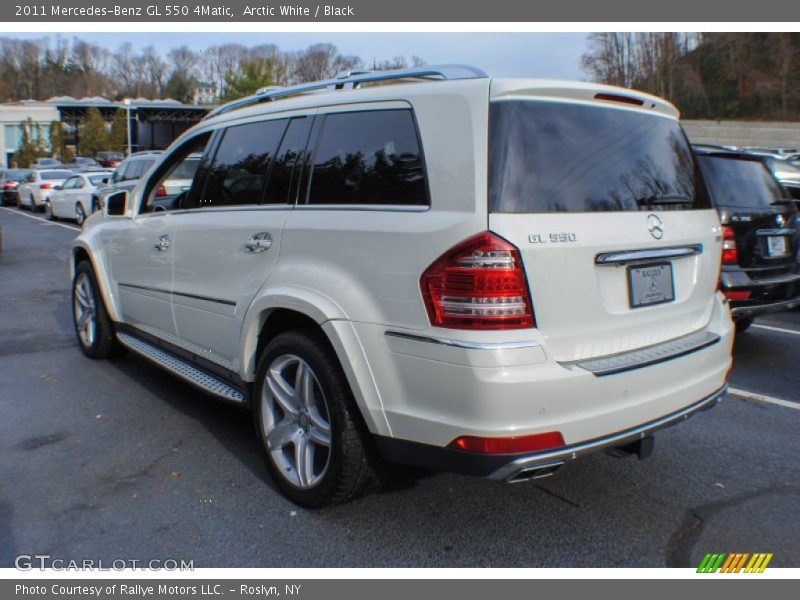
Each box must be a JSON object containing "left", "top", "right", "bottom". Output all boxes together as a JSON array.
[
  {"left": 595, "top": 244, "right": 703, "bottom": 265},
  {"left": 296, "top": 204, "right": 430, "bottom": 213},
  {"left": 384, "top": 331, "right": 541, "bottom": 351}
]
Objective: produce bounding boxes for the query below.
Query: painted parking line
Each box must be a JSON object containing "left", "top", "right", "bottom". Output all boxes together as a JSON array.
[
  {"left": 1, "top": 206, "right": 80, "bottom": 231},
  {"left": 752, "top": 323, "right": 800, "bottom": 337},
  {"left": 728, "top": 387, "right": 800, "bottom": 411}
]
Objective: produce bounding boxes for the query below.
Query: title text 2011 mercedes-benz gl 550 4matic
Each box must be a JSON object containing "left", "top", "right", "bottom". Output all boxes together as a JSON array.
[{"left": 70, "top": 66, "right": 734, "bottom": 506}]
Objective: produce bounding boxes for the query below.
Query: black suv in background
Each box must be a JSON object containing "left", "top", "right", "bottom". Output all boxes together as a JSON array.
[{"left": 694, "top": 146, "right": 800, "bottom": 331}]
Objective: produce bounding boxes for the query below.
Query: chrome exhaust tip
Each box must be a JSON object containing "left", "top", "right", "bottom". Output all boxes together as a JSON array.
[{"left": 505, "top": 461, "right": 564, "bottom": 484}]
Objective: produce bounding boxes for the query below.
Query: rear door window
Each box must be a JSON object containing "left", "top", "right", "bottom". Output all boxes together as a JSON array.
[
  {"left": 198, "top": 119, "right": 286, "bottom": 207},
  {"left": 489, "top": 100, "right": 710, "bottom": 213},
  {"left": 306, "top": 109, "right": 428, "bottom": 206}
]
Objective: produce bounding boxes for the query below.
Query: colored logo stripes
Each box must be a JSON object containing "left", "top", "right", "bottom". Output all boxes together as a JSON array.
[{"left": 697, "top": 552, "right": 773, "bottom": 573}]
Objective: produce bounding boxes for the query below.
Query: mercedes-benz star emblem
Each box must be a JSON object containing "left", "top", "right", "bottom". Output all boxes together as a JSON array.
[{"left": 647, "top": 214, "right": 664, "bottom": 240}]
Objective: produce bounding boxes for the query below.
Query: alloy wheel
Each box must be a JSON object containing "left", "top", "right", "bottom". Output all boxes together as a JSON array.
[
  {"left": 73, "top": 272, "right": 97, "bottom": 348},
  {"left": 260, "top": 354, "right": 332, "bottom": 489}
]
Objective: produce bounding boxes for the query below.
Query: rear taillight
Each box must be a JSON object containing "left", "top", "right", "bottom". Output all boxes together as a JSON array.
[
  {"left": 39, "top": 183, "right": 52, "bottom": 190},
  {"left": 448, "top": 431, "right": 565, "bottom": 454},
  {"left": 420, "top": 232, "right": 535, "bottom": 330},
  {"left": 721, "top": 226, "right": 738, "bottom": 265},
  {"left": 155, "top": 185, "right": 167, "bottom": 197},
  {"left": 3, "top": 182, "right": 15, "bottom": 189}
]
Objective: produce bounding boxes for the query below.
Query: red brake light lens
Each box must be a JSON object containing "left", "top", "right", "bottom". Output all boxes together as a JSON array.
[
  {"left": 721, "top": 226, "right": 738, "bottom": 265},
  {"left": 448, "top": 431, "right": 565, "bottom": 454},
  {"left": 39, "top": 183, "right": 52, "bottom": 190},
  {"left": 420, "top": 232, "right": 535, "bottom": 330},
  {"left": 155, "top": 185, "right": 167, "bottom": 197}
]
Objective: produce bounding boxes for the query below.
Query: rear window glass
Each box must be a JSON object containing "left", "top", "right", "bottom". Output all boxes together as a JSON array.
[
  {"left": 5, "top": 169, "right": 30, "bottom": 180},
  {"left": 88, "top": 175, "right": 109, "bottom": 186},
  {"left": 489, "top": 100, "right": 710, "bottom": 213},
  {"left": 697, "top": 156, "right": 789, "bottom": 209},
  {"left": 307, "top": 109, "right": 427, "bottom": 206},
  {"left": 171, "top": 157, "right": 201, "bottom": 180},
  {"left": 42, "top": 170, "right": 73, "bottom": 180}
]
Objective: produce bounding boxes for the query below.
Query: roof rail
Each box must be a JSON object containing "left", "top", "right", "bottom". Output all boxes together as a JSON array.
[{"left": 206, "top": 64, "right": 488, "bottom": 120}]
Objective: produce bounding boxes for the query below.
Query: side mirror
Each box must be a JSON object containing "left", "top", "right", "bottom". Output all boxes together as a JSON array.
[
  {"left": 54, "top": 185, "right": 62, "bottom": 190},
  {"left": 104, "top": 191, "right": 128, "bottom": 217}
]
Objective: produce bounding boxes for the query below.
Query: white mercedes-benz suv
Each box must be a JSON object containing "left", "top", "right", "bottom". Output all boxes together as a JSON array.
[{"left": 70, "top": 66, "right": 734, "bottom": 507}]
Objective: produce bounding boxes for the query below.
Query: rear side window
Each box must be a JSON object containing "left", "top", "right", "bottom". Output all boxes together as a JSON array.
[
  {"left": 199, "top": 120, "right": 286, "bottom": 207},
  {"left": 489, "top": 100, "right": 710, "bottom": 213},
  {"left": 697, "top": 156, "right": 790, "bottom": 209},
  {"left": 307, "top": 109, "right": 427, "bottom": 206}
]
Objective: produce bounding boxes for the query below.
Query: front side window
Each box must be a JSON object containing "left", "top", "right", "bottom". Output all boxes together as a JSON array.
[
  {"left": 264, "top": 118, "right": 306, "bottom": 205},
  {"left": 489, "top": 100, "right": 710, "bottom": 213},
  {"left": 198, "top": 120, "right": 286, "bottom": 208},
  {"left": 62, "top": 176, "right": 80, "bottom": 189},
  {"left": 307, "top": 109, "right": 428, "bottom": 206}
]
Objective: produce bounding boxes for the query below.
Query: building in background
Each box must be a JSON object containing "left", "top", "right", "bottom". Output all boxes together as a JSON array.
[
  {"left": 192, "top": 82, "right": 218, "bottom": 106},
  {"left": 0, "top": 103, "right": 60, "bottom": 167},
  {"left": 0, "top": 97, "right": 211, "bottom": 168}
]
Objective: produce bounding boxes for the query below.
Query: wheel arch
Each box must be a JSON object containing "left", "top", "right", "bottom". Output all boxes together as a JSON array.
[
  {"left": 70, "top": 241, "right": 121, "bottom": 322},
  {"left": 242, "top": 296, "right": 391, "bottom": 436}
]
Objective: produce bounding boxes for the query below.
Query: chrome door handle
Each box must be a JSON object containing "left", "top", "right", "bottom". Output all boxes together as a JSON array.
[
  {"left": 155, "top": 235, "right": 171, "bottom": 251},
  {"left": 245, "top": 232, "right": 273, "bottom": 253}
]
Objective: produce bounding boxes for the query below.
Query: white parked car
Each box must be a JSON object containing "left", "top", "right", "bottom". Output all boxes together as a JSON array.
[
  {"left": 70, "top": 66, "right": 734, "bottom": 507},
  {"left": 46, "top": 171, "right": 113, "bottom": 225},
  {"left": 17, "top": 169, "right": 75, "bottom": 211}
]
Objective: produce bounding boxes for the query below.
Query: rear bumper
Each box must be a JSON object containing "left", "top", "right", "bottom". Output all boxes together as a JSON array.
[
  {"left": 731, "top": 296, "right": 800, "bottom": 318},
  {"left": 376, "top": 384, "right": 726, "bottom": 479},
  {"left": 349, "top": 293, "right": 733, "bottom": 450},
  {"left": 721, "top": 268, "right": 800, "bottom": 318}
]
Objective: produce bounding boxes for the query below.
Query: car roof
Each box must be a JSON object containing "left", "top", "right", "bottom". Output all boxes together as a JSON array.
[
  {"left": 201, "top": 66, "right": 679, "bottom": 131},
  {"left": 692, "top": 144, "right": 767, "bottom": 162}
]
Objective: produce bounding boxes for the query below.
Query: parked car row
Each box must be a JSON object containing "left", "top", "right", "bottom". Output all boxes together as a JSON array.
[{"left": 1, "top": 150, "right": 195, "bottom": 225}]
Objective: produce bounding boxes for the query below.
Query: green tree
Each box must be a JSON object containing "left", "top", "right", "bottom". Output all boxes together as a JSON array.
[
  {"left": 109, "top": 109, "right": 128, "bottom": 153},
  {"left": 14, "top": 119, "right": 39, "bottom": 168},
  {"left": 221, "top": 57, "right": 276, "bottom": 102},
  {"left": 164, "top": 74, "right": 195, "bottom": 104},
  {"left": 78, "top": 107, "right": 109, "bottom": 158},
  {"left": 49, "top": 120, "right": 74, "bottom": 162}
]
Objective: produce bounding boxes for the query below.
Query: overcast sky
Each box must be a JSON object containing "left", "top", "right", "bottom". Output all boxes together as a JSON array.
[{"left": 5, "top": 32, "right": 590, "bottom": 80}]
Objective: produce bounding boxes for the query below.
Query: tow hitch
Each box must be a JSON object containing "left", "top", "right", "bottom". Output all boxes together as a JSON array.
[{"left": 605, "top": 435, "right": 655, "bottom": 460}]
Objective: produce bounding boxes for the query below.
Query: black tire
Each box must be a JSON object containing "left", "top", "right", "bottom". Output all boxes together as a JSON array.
[
  {"left": 71, "top": 261, "right": 124, "bottom": 358},
  {"left": 254, "top": 329, "right": 388, "bottom": 507},
  {"left": 735, "top": 317, "right": 753, "bottom": 333}
]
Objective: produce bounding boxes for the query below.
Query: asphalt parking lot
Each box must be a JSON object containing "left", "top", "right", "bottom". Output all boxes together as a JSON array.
[{"left": 1, "top": 206, "right": 798, "bottom": 569}]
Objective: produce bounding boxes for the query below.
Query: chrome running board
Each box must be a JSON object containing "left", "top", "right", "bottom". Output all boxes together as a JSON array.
[{"left": 116, "top": 331, "right": 245, "bottom": 404}]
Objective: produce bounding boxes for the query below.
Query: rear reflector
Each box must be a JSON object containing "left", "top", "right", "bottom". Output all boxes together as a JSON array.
[
  {"left": 594, "top": 92, "right": 645, "bottom": 106},
  {"left": 448, "top": 431, "right": 565, "bottom": 454},
  {"left": 420, "top": 232, "right": 535, "bottom": 330},
  {"left": 723, "top": 290, "right": 751, "bottom": 301}
]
